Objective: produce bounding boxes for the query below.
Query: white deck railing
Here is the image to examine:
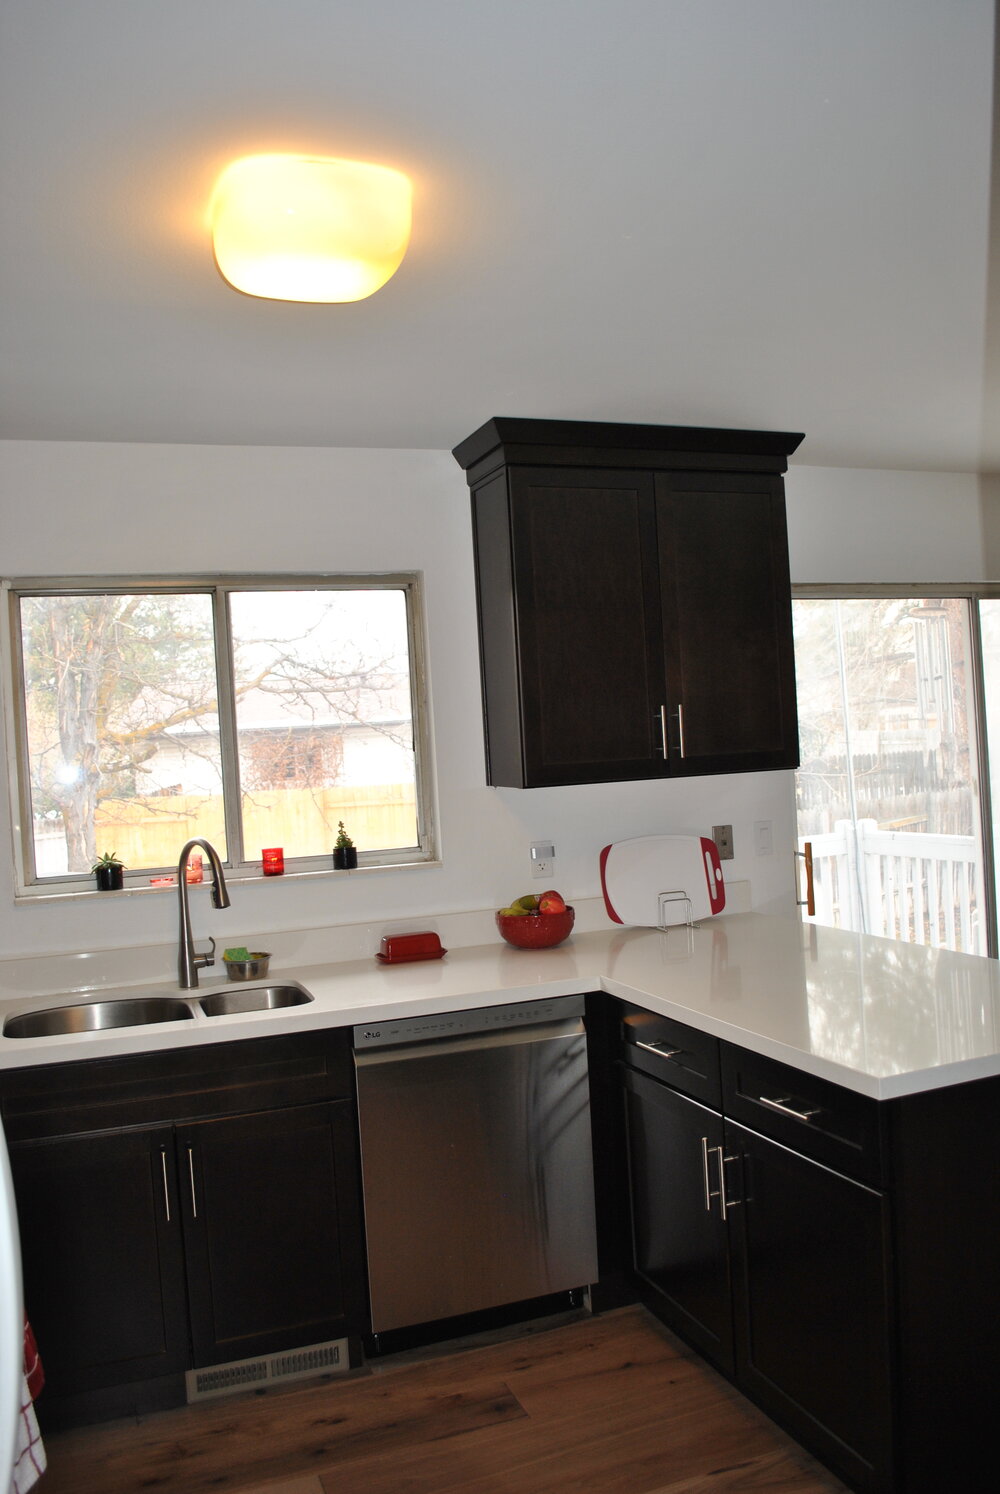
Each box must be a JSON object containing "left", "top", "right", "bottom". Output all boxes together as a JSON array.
[{"left": 803, "top": 819, "right": 986, "bottom": 955}]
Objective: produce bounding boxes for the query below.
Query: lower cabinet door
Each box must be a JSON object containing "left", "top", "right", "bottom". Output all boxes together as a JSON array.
[
  {"left": 622, "top": 1067, "right": 733, "bottom": 1372},
  {"left": 178, "top": 1101, "right": 363, "bottom": 1367},
  {"left": 10, "top": 1125, "right": 190, "bottom": 1393},
  {"left": 725, "top": 1120, "right": 894, "bottom": 1493}
]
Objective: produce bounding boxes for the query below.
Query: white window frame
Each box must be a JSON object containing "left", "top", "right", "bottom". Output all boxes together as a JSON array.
[{"left": 2, "top": 573, "right": 438, "bottom": 898}]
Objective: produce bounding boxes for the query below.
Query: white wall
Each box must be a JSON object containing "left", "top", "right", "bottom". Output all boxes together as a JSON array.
[
  {"left": 1, "top": 444, "right": 991, "bottom": 960},
  {"left": 785, "top": 465, "right": 989, "bottom": 583},
  {"left": 0, "top": 439, "right": 803, "bottom": 958}
]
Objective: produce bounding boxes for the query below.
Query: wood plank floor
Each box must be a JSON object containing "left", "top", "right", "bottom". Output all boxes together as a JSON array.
[{"left": 38, "top": 1307, "right": 849, "bottom": 1494}]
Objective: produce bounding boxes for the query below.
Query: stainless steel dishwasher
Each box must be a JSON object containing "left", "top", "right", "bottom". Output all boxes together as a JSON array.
[{"left": 353, "top": 995, "right": 598, "bottom": 1336}]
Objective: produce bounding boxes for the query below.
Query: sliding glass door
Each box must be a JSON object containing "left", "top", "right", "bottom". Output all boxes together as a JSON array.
[{"left": 793, "top": 596, "right": 989, "bottom": 955}]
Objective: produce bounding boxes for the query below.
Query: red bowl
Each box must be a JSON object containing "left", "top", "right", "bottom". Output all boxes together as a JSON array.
[{"left": 495, "top": 906, "right": 575, "bottom": 949}]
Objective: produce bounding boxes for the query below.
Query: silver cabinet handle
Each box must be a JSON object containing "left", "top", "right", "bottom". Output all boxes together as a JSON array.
[
  {"left": 700, "top": 1136, "right": 713, "bottom": 1212},
  {"left": 186, "top": 1146, "right": 198, "bottom": 1218},
  {"left": 711, "top": 1147, "right": 741, "bottom": 1219},
  {"left": 676, "top": 702, "right": 686, "bottom": 758},
  {"left": 658, "top": 705, "right": 669, "bottom": 757},
  {"left": 757, "top": 1094, "right": 822, "bottom": 1124},
  {"left": 160, "top": 1146, "right": 171, "bottom": 1223},
  {"left": 635, "top": 1039, "right": 685, "bottom": 1062}
]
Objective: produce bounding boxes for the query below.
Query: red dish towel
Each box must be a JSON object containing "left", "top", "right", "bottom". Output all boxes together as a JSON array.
[
  {"left": 10, "top": 1320, "right": 46, "bottom": 1494},
  {"left": 22, "top": 1321, "right": 42, "bottom": 1402}
]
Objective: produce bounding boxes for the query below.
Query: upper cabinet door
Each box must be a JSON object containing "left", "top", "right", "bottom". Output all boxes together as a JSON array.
[
  {"left": 474, "top": 467, "right": 667, "bottom": 787},
  {"left": 655, "top": 472, "right": 799, "bottom": 775}
]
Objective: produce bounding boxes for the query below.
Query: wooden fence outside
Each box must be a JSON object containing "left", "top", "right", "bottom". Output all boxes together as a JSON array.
[
  {"left": 93, "top": 783, "right": 417, "bottom": 868},
  {"left": 796, "top": 748, "right": 974, "bottom": 837}
]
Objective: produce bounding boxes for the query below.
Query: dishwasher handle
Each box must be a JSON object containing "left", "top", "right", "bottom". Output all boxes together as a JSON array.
[{"left": 353, "top": 1016, "right": 587, "bottom": 1066}]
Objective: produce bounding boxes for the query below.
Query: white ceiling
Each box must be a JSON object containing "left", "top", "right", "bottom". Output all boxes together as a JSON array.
[{"left": 1, "top": 0, "right": 997, "bottom": 471}]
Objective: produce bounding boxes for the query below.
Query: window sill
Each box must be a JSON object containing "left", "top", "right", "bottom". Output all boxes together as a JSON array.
[{"left": 14, "top": 857, "right": 443, "bottom": 904}]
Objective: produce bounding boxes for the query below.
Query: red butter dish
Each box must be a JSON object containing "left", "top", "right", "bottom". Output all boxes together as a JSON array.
[{"left": 376, "top": 931, "right": 447, "bottom": 963}]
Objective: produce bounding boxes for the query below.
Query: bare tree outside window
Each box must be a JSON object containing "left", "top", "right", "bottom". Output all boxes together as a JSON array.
[{"left": 19, "top": 592, "right": 223, "bottom": 873}]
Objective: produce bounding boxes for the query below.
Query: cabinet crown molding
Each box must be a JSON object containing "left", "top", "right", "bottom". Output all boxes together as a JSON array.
[{"left": 453, "top": 417, "right": 806, "bottom": 486}]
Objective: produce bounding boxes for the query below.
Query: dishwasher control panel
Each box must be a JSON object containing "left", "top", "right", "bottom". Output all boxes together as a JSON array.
[{"left": 352, "top": 993, "right": 586, "bottom": 1050}]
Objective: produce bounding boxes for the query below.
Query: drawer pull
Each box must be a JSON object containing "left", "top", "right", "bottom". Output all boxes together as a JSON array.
[
  {"left": 635, "top": 1040, "right": 685, "bottom": 1063},
  {"left": 757, "top": 1093, "right": 822, "bottom": 1124},
  {"left": 700, "top": 1135, "right": 713, "bottom": 1212}
]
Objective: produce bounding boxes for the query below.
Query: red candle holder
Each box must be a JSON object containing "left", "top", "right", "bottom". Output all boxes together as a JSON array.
[{"left": 262, "top": 847, "right": 284, "bottom": 876}]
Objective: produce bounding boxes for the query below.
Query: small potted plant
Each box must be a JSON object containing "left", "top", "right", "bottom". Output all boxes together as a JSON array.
[
  {"left": 333, "top": 821, "right": 357, "bottom": 870},
  {"left": 91, "top": 850, "right": 126, "bottom": 892}
]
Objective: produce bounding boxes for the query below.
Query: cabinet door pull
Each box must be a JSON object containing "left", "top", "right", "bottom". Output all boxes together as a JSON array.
[
  {"left": 700, "top": 1135, "right": 713, "bottom": 1212},
  {"left": 657, "top": 705, "right": 669, "bottom": 757},
  {"left": 757, "top": 1094, "right": 822, "bottom": 1124},
  {"left": 675, "top": 703, "right": 686, "bottom": 758},
  {"left": 712, "top": 1148, "right": 741, "bottom": 1219},
  {"left": 159, "top": 1145, "right": 171, "bottom": 1224},
  {"left": 186, "top": 1145, "right": 198, "bottom": 1218},
  {"left": 635, "top": 1039, "right": 684, "bottom": 1062}
]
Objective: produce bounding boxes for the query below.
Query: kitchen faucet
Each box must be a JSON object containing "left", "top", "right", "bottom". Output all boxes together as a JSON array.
[{"left": 177, "top": 838, "right": 231, "bottom": 989}]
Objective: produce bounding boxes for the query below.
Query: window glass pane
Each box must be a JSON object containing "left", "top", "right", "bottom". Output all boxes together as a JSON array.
[
  {"left": 229, "top": 588, "right": 418, "bottom": 860},
  {"left": 794, "top": 597, "right": 985, "bottom": 954},
  {"left": 19, "top": 593, "right": 225, "bottom": 875}
]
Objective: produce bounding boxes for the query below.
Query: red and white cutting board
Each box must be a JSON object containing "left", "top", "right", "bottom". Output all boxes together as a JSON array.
[{"left": 600, "top": 835, "right": 725, "bottom": 927}]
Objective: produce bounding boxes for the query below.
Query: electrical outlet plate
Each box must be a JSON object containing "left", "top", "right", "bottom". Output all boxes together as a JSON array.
[
  {"left": 531, "top": 841, "right": 555, "bottom": 879},
  {"left": 712, "top": 824, "right": 734, "bottom": 860}
]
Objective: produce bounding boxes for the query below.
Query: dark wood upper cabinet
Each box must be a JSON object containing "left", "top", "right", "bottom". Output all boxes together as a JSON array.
[{"left": 453, "top": 418, "right": 804, "bottom": 788}]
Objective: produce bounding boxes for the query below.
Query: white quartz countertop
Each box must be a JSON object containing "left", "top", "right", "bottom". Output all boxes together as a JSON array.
[{"left": 2, "top": 912, "right": 1000, "bottom": 1099}]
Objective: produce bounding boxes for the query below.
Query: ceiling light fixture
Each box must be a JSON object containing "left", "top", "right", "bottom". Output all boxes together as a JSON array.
[{"left": 210, "top": 154, "right": 412, "bottom": 303}]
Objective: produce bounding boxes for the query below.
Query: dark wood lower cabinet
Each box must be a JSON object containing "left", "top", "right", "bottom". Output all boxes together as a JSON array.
[
  {"left": 10, "top": 1125, "right": 190, "bottom": 1395},
  {"left": 726, "top": 1120, "right": 893, "bottom": 1492},
  {"left": 1, "top": 1031, "right": 367, "bottom": 1425},
  {"left": 623, "top": 1065, "right": 892, "bottom": 1491},
  {"left": 622, "top": 1068, "right": 733, "bottom": 1372},
  {"left": 181, "top": 1101, "right": 360, "bottom": 1367},
  {"left": 620, "top": 1003, "right": 1000, "bottom": 1494}
]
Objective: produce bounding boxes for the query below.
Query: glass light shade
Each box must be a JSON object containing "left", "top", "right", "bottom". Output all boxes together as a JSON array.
[{"left": 211, "top": 155, "right": 412, "bottom": 303}]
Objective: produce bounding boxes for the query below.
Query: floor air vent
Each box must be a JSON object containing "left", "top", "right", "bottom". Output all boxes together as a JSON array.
[{"left": 185, "top": 1337, "right": 349, "bottom": 1402}]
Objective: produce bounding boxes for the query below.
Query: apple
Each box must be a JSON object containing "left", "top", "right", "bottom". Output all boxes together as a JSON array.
[{"left": 538, "top": 889, "right": 567, "bottom": 915}]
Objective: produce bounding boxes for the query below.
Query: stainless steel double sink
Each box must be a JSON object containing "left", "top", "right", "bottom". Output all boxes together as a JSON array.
[{"left": 2, "top": 985, "right": 312, "bottom": 1038}]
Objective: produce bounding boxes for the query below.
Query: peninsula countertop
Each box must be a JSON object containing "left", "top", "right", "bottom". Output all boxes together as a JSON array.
[{"left": 1, "top": 912, "right": 998, "bottom": 1099}]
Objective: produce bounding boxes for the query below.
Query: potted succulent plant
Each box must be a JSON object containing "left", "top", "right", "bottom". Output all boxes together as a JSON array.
[
  {"left": 333, "top": 821, "right": 357, "bottom": 870},
  {"left": 91, "top": 849, "right": 126, "bottom": 891}
]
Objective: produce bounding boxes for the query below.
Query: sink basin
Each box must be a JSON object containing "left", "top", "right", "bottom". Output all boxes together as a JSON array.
[
  {"left": 198, "top": 985, "right": 312, "bottom": 1017},
  {"left": 3, "top": 997, "right": 195, "bottom": 1039}
]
